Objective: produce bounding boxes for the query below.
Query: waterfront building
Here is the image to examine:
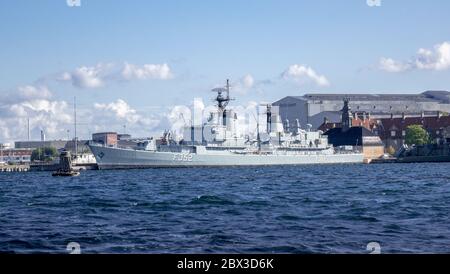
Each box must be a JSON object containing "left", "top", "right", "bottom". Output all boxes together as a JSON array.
[
  {"left": 321, "top": 99, "right": 385, "bottom": 160},
  {"left": 0, "top": 148, "right": 33, "bottom": 164},
  {"left": 273, "top": 90, "right": 450, "bottom": 130},
  {"left": 319, "top": 110, "right": 450, "bottom": 150},
  {"left": 14, "top": 140, "right": 90, "bottom": 153},
  {"left": 375, "top": 113, "right": 450, "bottom": 150},
  {"left": 15, "top": 140, "right": 69, "bottom": 150},
  {"left": 91, "top": 132, "right": 147, "bottom": 149},
  {"left": 92, "top": 132, "right": 118, "bottom": 146}
]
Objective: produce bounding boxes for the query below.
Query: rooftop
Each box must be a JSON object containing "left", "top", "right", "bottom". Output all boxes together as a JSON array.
[
  {"left": 287, "top": 90, "right": 450, "bottom": 103},
  {"left": 378, "top": 115, "right": 450, "bottom": 131}
]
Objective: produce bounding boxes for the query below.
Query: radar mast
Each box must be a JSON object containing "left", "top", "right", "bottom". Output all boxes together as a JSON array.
[{"left": 212, "top": 79, "right": 233, "bottom": 111}]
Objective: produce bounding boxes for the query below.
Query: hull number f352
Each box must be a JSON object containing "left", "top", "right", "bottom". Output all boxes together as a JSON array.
[{"left": 172, "top": 153, "right": 193, "bottom": 162}]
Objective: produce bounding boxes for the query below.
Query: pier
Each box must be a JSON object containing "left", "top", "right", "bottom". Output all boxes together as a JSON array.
[
  {"left": 29, "top": 163, "right": 98, "bottom": 172},
  {"left": 0, "top": 164, "right": 29, "bottom": 172}
]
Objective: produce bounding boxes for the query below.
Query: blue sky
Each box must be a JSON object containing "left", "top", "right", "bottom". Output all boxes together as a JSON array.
[{"left": 1, "top": 0, "right": 450, "bottom": 142}]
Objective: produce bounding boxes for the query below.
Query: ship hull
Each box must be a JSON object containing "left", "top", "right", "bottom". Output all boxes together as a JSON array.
[{"left": 89, "top": 145, "right": 364, "bottom": 169}]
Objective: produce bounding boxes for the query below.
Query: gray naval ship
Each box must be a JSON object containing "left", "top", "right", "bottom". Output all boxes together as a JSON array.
[{"left": 89, "top": 80, "right": 363, "bottom": 169}]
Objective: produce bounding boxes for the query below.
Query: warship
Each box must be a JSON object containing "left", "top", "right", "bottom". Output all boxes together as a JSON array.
[{"left": 89, "top": 80, "right": 364, "bottom": 169}]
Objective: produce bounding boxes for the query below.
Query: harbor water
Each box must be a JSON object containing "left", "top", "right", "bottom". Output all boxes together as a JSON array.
[{"left": 1, "top": 163, "right": 450, "bottom": 253}]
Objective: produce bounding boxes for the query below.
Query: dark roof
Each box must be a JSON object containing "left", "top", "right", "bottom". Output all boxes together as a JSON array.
[
  {"left": 318, "top": 122, "right": 342, "bottom": 132},
  {"left": 274, "top": 91, "right": 450, "bottom": 107},
  {"left": 378, "top": 115, "right": 450, "bottom": 131},
  {"left": 324, "top": 127, "right": 383, "bottom": 146},
  {"left": 423, "top": 90, "right": 450, "bottom": 103},
  {"left": 272, "top": 96, "right": 307, "bottom": 105},
  {"left": 92, "top": 132, "right": 117, "bottom": 135},
  {"left": 301, "top": 93, "right": 439, "bottom": 102}
]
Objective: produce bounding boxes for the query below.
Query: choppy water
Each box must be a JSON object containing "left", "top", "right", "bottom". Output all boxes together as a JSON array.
[{"left": 1, "top": 163, "right": 450, "bottom": 253}]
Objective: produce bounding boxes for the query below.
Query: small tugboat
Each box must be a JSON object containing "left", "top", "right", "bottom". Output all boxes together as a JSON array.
[{"left": 52, "top": 151, "right": 80, "bottom": 177}]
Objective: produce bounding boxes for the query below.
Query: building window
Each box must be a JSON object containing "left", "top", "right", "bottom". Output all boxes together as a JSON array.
[
  {"left": 402, "top": 130, "right": 406, "bottom": 136},
  {"left": 391, "top": 131, "right": 396, "bottom": 137}
]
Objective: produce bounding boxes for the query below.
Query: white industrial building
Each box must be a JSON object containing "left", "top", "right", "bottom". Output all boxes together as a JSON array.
[{"left": 273, "top": 90, "right": 450, "bottom": 129}]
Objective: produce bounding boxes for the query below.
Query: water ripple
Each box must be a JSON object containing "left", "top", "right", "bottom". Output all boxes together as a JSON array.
[{"left": 1, "top": 163, "right": 450, "bottom": 253}]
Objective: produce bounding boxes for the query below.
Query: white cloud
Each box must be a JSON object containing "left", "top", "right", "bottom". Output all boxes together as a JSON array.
[
  {"left": 241, "top": 74, "right": 254, "bottom": 89},
  {"left": 415, "top": 42, "right": 450, "bottom": 70},
  {"left": 94, "top": 99, "right": 142, "bottom": 124},
  {"left": 228, "top": 74, "right": 256, "bottom": 95},
  {"left": 0, "top": 85, "right": 53, "bottom": 106},
  {"left": 166, "top": 105, "right": 192, "bottom": 139},
  {"left": 59, "top": 62, "right": 173, "bottom": 89},
  {"left": 0, "top": 96, "right": 72, "bottom": 143},
  {"left": 0, "top": 88, "right": 166, "bottom": 143},
  {"left": 60, "top": 64, "right": 111, "bottom": 88},
  {"left": 282, "top": 64, "right": 330, "bottom": 87},
  {"left": 121, "top": 63, "right": 173, "bottom": 80},
  {"left": 379, "top": 57, "right": 411, "bottom": 73},
  {"left": 0, "top": 88, "right": 283, "bottom": 145},
  {"left": 379, "top": 42, "right": 450, "bottom": 72},
  {"left": 91, "top": 99, "right": 163, "bottom": 138},
  {"left": 16, "top": 85, "right": 52, "bottom": 100},
  {"left": 0, "top": 82, "right": 174, "bottom": 143}
]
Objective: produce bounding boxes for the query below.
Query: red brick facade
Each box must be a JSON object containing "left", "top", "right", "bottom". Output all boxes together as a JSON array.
[{"left": 319, "top": 112, "right": 450, "bottom": 149}]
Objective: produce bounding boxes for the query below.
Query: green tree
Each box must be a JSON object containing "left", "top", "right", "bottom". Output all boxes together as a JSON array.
[
  {"left": 31, "top": 147, "right": 58, "bottom": 162},
  {"left": 405, "top": 125, "right": 430, "bottom": 146}
]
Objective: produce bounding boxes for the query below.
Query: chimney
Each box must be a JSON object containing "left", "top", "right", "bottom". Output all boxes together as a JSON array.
[
  {"left": 324, "top": 116, "right": 329, "bottom": 124},
  {"left": 390, "top": 113, "right": 394, "bottom": 119},
  {"left": 284, "top": 119, "right": 290, "bottom": 132},
  {"left": 437, "top": 111, "right": 442, "bottom": 119},
  {"left": 402, "top": 112, "right": 406, "bottom": 120},
  {"left": 421, "top": 111, "right": 425, "bottom": 118}
]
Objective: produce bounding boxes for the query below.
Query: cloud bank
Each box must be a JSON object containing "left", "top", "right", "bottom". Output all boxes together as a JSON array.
[
  {"left": 59, "top": 62, "right": 173, "bottom": 89},
  {"left": 282, "top": 64, "right": 330, "bottom": 87},
  {"left": 379, "top": 42, "right": 450, "bottom": 72}
]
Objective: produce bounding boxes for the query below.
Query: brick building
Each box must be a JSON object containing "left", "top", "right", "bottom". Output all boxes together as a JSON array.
[
  {"left": 319, "top": 109, "right": 450, "bottom": 150},
  {"left": 375, "top": 113, "right": 450, "bottom": 150},
  {"left": 0, "top": 148, "right": 33, "bottom": 164},
  {"left": 92, "top": 132, "right": 118, "bottom": 146}
]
